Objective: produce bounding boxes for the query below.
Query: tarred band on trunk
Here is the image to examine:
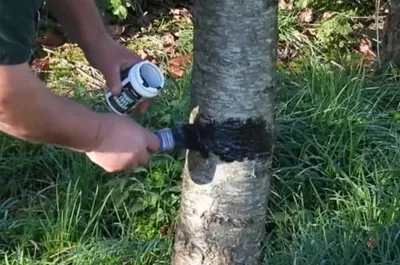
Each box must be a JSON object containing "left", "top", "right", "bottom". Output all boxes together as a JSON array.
[{"left": 172, "top": 115, "right": 273, "bottom": 162}]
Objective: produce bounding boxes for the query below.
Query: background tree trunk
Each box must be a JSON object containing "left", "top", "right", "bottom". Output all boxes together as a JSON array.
[
  {"left": 171, "top": 0, "right": 278, "bottom": 264},
  {"left": 381, "top": 0, "right": 400, "bottom": 67}
]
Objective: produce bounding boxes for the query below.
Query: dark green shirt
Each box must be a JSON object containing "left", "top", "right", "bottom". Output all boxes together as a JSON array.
[{"left": 0, "top": 0, "right": 44, "bottom": 65}]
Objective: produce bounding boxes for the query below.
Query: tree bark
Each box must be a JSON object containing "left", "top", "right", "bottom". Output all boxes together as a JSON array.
[
  {"left": 171, "top": 0, "right": 278, "bottom": 264},
  {"left": 381, "top": 0, "right": 400, "bottom": 67}
]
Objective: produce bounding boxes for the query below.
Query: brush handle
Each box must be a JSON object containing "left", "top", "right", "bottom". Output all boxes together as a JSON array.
[{"left": 154, "top": 128, "right": 176, "bottom": 151}]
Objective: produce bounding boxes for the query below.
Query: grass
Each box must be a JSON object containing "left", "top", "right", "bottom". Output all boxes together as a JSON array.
[
  {"left": 3, "top": 3, "right": 400, "bottom": 264},
  {"left": 267, "top": 60, "right": 400, "bottom": 264}
]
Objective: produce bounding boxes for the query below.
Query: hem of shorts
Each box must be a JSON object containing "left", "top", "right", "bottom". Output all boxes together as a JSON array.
[{"left": 0, "top": 46, "right": 32, "bottom": 65}]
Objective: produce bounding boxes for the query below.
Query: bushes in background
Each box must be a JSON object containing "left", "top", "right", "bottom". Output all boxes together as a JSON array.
[
  {"left": 95, "top": 0, "right": 146, "bottom": 22},
  {"left": 95, "top": 0, "right": 192, "bottom": 23},
  {"left": 95, "top": 0, "right": 377, "bottom": 24}
]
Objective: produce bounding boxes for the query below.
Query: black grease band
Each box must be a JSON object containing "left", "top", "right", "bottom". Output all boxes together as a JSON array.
[{"left": 170, "top": 117, "right": 273, "bottom": 162}]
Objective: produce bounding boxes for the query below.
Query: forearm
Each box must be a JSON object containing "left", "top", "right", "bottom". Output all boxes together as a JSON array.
[
  {"left": 0, "top": 64, "right": 103, "bottom": 152},
  {"left": 46, "top": 0, "right": 107, "bottom": 52}
]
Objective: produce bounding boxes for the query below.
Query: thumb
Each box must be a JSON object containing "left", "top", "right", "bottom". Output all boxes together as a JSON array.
[
  {"left": 104, "top": 65, "right": 122, "bottom": 96},
  {"left": 146, "top": 132, "right": 161, "bottom": 152}
]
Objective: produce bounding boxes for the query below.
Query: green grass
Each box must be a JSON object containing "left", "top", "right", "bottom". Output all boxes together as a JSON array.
[
  {"left": 266, "top": 60, "right": 400, "bottom": 264},
  {"left": 3, "top": 3, "right": 400, "bottom": 264},
  {"left": 4, "top": 54, "right": 400, "bottom": 264}
]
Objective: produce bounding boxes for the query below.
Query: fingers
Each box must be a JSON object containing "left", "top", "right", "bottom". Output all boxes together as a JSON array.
[
  {"left": 146, "top": 132, "right": 161, "bottom": 153},
  {"left": 138, "top": 150, "right": 150, "bottom": 167},
  {"left": 122, "top": 56, "right": 142, "bottom": 69},
  {"left": 137, "top": 100, "right": 150, "bottom": 114},
  {"left": 127, "top": 149, "right": 150, "bottom": 170},
  {"left": 104, "top": 65, "right": 123, "bottom": 96}
]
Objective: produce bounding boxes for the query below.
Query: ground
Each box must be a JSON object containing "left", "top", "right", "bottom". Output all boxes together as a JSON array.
[{"left": 1, "top": 1, "right": 400, "bottom": 264}]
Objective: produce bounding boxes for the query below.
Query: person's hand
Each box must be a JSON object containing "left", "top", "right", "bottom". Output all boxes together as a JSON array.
[
  {"left": 85, "top": 113, "right": 160, "bottom": 172},
  {"left": 83, "top": 34, "right": 150, "bottom": 114}
]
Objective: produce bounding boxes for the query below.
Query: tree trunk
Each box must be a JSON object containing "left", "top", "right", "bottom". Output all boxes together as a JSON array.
[
  {"left": 381, "top": 0, "right": 400, "bottom": 67},
  {"left": 171, "top": 0, "right": 278, "bottom": 264}
]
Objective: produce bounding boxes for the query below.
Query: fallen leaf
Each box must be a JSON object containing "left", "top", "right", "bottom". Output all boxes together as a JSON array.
[
  {"left": 168, "top": 53, "right": 193, "bottom": 78},
  {"left": 32, "top": 57, "right": 50, "bottom": 72},
  {"left": 366, "top": 237, "right": 377, "bottom": 249},
  {"left": 31, "top": 57, "right": 50, "bottom": 80},
  {"left": 356, "top": 38, "right": 377, "bottom": 56},
  {"left": 170, "top": 7, "right": 191, "bottom": 24},
  {"left": 279, "top": 0, "right": 294, "bottom": 10},
  {"left": 298, "top": 8, "right": 314, "bottom": 23},
  {"left": 357, "top": 38, "right": 372, "bottom": 54},
  {"left": 138, "top": 50, "right": 158, "bottom": 65},
  {"left": 170, "top": 8, "right": 186, "bottom": 16},
  {"left": 277, "top": 44, "right": 298, "bottom": 64},
  {"left": 61, "top": 43, "right": 76, "bottom": 50},
  {"left": 37, "top": 31, "right": 65, "bottom": 47},
  {"left": 362, "top": 54, "right": 377, "bottom": 65},
  {"left": 322, "top": 11, "right": 334, "bottom": 20},
  {"left": 355, "top": 38, "right": 377, "bottom": 65},
  {"left": 161, "top": 33, "right": 177, "bottom": 55},
  {"left": 160, "top": 226, "right": 169, "bottom": 237},
  {"left": 162, "top": 33, "right": 175, "bottom": 48}
]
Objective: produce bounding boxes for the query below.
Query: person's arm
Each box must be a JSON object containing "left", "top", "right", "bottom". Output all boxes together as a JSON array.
[
  {"left": 0, "top": 62, "right": 103, "bottom": 152},
  {"left": 45, "top": 0, "right": 109, "bottom": 53}
]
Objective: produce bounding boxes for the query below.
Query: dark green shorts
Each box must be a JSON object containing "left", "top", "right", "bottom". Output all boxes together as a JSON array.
[{"left": 0, "top": 0, "right": 44, "bottom": 65}]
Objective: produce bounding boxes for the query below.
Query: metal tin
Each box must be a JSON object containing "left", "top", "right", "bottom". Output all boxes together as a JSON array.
[{"left": 105, "top": 61, "right": 164, "bottom": 115}]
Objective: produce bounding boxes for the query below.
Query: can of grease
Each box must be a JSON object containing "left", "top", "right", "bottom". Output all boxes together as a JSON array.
[
  {"left": 154, "top": 128, "right": 177, "bottom": 151},
  {"left": 105, "top": 61, "right": 165, "bottom": 115}
]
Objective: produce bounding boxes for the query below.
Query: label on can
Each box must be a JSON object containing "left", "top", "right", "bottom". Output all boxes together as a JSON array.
[
  {"left": 106, "top": 66, "right": 143, "bottom": 114},
  {"left": 154, "top": 128, "right": 175, "bottom": 151}
]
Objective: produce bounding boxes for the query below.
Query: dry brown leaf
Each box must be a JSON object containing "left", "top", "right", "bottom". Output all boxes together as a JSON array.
[
  {"left": 169, "top": 65, "right": 184, "bottom": 78},
  {"left": 356, "top": 38, "right": 376, "bottom": 57},
  {"left": 31, "top": 57, "right": 50, "bottom": 80},
  {"left": 362, "top": 54, "right": 377, "bottom": 65},
  {"left": 160, "top": 226, "right": 169, "bottom": 237},
  {"left": 138, "top": 50, "right": 158, "bottom": 65},
  {"left": 277, "top": 44, "right": 298, "bottom": 64},
  {"left": 322, "top": 11, "right": 334, "bottom": 20},
  {"left": 161, "top": 33, "right": 176, "bottom": 55},
  {"left": 162, "top": 33, "right": 175, "bottom": 48},
  {"left": 61, "top": 43, "right": 76, "bottom": 50},
  {"left": 357, "top": 38, "right": 372, "bottom": 54},
  {"left": 160, "top": 221, "right": 176, "bottom": 237},
  {"left": 168, "top": 53, "right": 193, "bottom": 78},
  {"left": 279, "top": 0, "right": 294, "bottom": 10},
  {"left": 170, "top": 8, "right": 186, "bottom": 16},
  {"left": 355, "top": 38, "right": 377, "bottom": 65},
  {"left": 170, "top": 7, "right": 191, "bottom": 24},
  {"left": 32, "top": 57, "right": 50, "bottom": 71},
  {"left": 298, "top": 8, "right": 314, "bottom": 23},
  {"left": 366, "top": 237, "right": 377, "bottom": 249}
]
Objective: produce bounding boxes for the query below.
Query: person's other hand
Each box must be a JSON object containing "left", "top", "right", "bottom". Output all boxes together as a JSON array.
[
  {"left": 85, "top": 113, "right": 160, "bottom": 172},
  {"left": 83, "top": 34, "right": 150, "bottom": 114}
]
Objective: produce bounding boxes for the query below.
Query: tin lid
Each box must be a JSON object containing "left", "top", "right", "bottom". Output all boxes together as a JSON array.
[{"left": 129, "top": 61, "right": 164, "bottom": 98}]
